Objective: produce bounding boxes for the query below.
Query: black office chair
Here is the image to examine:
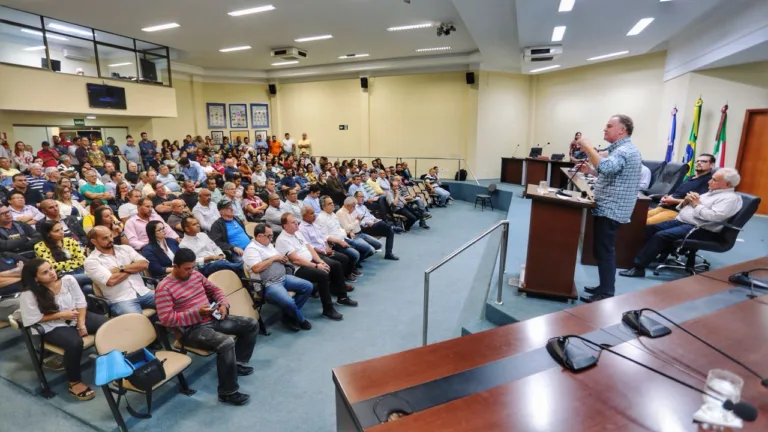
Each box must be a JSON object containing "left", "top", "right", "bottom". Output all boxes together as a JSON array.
[
  {"left": 653, "top": 193, "right": 761, "bottom": 276},
  {"left": 645, "top": 162, "right": 688, "bottom": 202},
  {"left": 474, "top": 183, "right": 497, "bottom": 211},
  {"left": 641, "top": 160, "right": 666, "bottom": 190}
]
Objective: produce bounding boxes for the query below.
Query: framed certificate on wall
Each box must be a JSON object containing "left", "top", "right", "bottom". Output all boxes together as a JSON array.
[
  {"left": 210, "top": 130, "right": 224, "bottom": 145},
  {"left": 207, "top": 103, "right": 226, "bottom": 129},
  {"left": 251, "top": 103, "right": 269, "bottom": 129},
  {"left": 229, "top": 104, "right": 248, "bottom": 129}
]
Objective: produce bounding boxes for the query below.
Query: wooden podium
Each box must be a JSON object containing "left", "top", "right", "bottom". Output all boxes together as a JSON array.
[
  {"left": 525, "top": 157, "right": 549, "bottom": 186},
  {"left": 521, "top": 185, "right": 594, "bottom": 300},
  {"left": 500, "top": 157, "right": 524, "bottom": 185}
]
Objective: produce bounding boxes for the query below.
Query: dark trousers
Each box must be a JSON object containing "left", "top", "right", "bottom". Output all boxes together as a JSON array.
[
  {"left": 365, "top": 196, "right": 389, "bottom": 218},
  {"left": 634, "top": 220, "right": 715, "bottom": 268},
  {"left": 362, "top": 221, "right": 395, "bottom": 255},
  {"left": 593, "top": 216, "right": 620, "bottom": 296},
  {"left": 325, "top": 249, "right": 352, "bottom": 277},
  {"left": 295, "top": 257, "right": 348, "bottom": 309},
  {"left": 181, "top": 315, "right": 259, "bottom": 396},
  {"left": 44, "top": 312, "right": 108, "bottom": 383},
  {"left": 395, "top": 206, "right": 418, "bottom": 230}
]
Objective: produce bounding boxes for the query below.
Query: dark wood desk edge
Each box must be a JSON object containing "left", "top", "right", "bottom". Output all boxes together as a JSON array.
[{"left": 700, "top": 257, "right": 768, "bottom": 283}]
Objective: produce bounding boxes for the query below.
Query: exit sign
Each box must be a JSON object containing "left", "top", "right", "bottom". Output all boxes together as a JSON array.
[
  {"left": 339, "top": 125, "right": 348, "bottom": 131},
  {"left": 74, "top": 119, "right": 85, "bottom": 126}
]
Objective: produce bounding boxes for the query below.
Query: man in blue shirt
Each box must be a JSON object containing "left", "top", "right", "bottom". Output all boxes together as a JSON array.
[
  {"left": 122, "top": 136, "right": 142, "bottom": 170},
  {"left": 254, "top": 134, "right": 268, "bottom": 151},
  {"left": 304, "top": 184, "right": 322, "bottom": 213},
  {"left": 577, "top": 115, "right": 642, "bottom": 304},
  {"left": 280, "top": 168, "right": 299, "bottom": 194},
  {"left": 138, "top": 132, "right": 155, "bottom": 170},
  {"left": 209, "top": 199, "right": 250, "bottom": 262},
  {"left": 179, "top": 157, "right": 207, "bottom": 187}
]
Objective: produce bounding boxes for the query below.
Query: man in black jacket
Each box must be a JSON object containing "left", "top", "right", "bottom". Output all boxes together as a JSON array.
[
  {"left": 36, "top": 199, "right": 87, "bottom": 245},
  {"left": 209, "top": 199, "right": 251, "bottom": 262},
  {"left": 0, "top": 251, "right": 27, "bottom": 324},
  {"left": 0, "top": 205, "right": 41, "bottom": 256}
]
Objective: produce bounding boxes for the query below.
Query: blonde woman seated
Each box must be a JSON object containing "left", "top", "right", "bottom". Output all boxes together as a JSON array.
[
  {"left": 55, "top": 185, "right": 88, "bottom": 219},
  {"left": 19, "top": 259, "right": 107, "bottom": 401}
]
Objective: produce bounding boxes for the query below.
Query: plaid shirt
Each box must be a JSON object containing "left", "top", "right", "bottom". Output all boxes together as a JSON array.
[{"left": 593, "top": 137, "right": 642, "bottom": 223}]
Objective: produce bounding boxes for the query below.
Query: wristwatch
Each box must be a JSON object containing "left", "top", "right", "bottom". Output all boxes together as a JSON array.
[{"left": 119, "top": 265, "right": 125, "bottom": 272}]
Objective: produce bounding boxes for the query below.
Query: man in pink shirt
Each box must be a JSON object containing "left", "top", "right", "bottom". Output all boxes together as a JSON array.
[
  {"left": 124, "top": 197, "right": 178, "bottom": 250},
  {"left": 155, "top": 249, "right": 258, "bottom": 406}
]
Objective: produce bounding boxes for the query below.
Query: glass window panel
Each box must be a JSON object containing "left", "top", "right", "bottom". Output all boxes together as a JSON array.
[
  {"left": 95, "top": 31, "right": 134, "bottom": 49},
  {"left": 0, "top": 22, "right": 46, "bottom": 69},
  {"left": 136, "top": 39, "right": 163, "bottom": 52},
  {"left": 138, "top": 53, "right": 169, "bottom": 85},
  {"left": 47, "top": 33, "right": 98, "bottom": 77},
  {"left": 43, "top": 17, "right": 93, "bottom": 40},
  {"left": 0, "top": 6, "right": 41, "bottom": 28},
  {"left": 96, "top": 43, "right": 138, "bottom": 81}
]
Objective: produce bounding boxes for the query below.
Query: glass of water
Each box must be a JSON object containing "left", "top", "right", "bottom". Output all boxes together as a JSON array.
[
  {"left": 702, "top": 369, "right": 744, "bottom": 421},
  {"left": 538, "top": 180, "right": 548, "bottom": 194}
]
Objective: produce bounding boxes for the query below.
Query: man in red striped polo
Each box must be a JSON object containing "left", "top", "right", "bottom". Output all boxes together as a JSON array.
[{"left": 155, "top": 248, "right": 259, "bottom": 406}]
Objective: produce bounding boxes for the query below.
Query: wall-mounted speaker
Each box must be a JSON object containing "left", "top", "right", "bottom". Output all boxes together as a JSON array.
[
  {"left": 360, "top": 77, "right": 369, "bottom": 89},
  {"left": 466, "top": 72, "right": 475, "bottom": 85},
  {"left": 268, "top": 84, "right": 277, "bottom": 95}
]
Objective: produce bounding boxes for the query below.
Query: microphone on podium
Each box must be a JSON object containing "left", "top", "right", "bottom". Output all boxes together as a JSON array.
[
  {"left": 622, "top": 308, "right": 768, "bottom": 388},
  {"left": 547, "top": 335, "right": 759, "bottom": 422},
  {"left": 511, "top": 144, "right": 520, "bottom": 158}
]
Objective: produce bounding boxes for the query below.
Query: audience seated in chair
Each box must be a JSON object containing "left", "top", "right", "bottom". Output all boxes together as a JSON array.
[
  {"left": 275, "top": 213, "right": 355, "bottom": 321},
  {"left": 36, "top": 199, "right": 87, "bottom": 244},
  {"left": 281, "top": 188, "right": 304, "bottom": 219},
  {"left": 300, "top": 206, "right": 358, "bottom": 283},
  {"left": 264, "top": 193, "right": 284, "bottom": 235},
  {"left": 166, "top": 200, "right": 189, "bottom": 238},
  {"left": 338, "top": 195, "right": 398, "bottom": 260},
  {"left": 244, "top": 223, "right": 313, "bottom": 332},
  {"left": 141, "top": 220, "right": 180, "bottom": 279},
  {"left": 424, "top": 168, "right": 450, "bottom": 207},
  {"left": 124, "top": 198, "right": 179, "bottom": 250},
  {"left": 209, "top": 199, "right": 250, "bottom": 262},
  {"left": 620, "top": 168, "right": 743, "bottom": 278},
  {"left": 222, "top": 181, "right": 247, "bottom": 223},
  {"left": 19, "top": 259, "right": 107, "bottom": 401},
  {"left": 150, "top": 182, "right": 176, "bottom": 221},
  {"left": 388, "top": 177, "right": 430, "bottom": 231},
  {"left": 8, "top": 190, "right": 44, "bottom": 224},
  {"left": 315, "top": 196, "right": 378, "bottom": 266},
  {"left": 0, "top": 251, "right": 27, "bottom": 323},
  {"left": 92, "top": 205, "right": 127, "bottom": 247},
  {"left": 0, "top": 204, "right": 41, "bottom": 255},
  {"left": 647, "top": 154, "right": 714, "bottom": 225},
  {"left": 192, "top": 187, "right": 220, "bottom": 233},
  {"left": 84, "top": 226, "right": 155, "bottom": 315},
  {"left": 179, "top": 179, "right": 199, "bottom": 211},
  {"left": 242, "top": 183, "right": 267, "bottom": 222},
  {"left": 348, "top": 173, "right": 389, "bottom": 218},
  {"left": 155, "top": 249, "right": 259, "bottom": 406},
  {"left": 117, "top": 189, "right": 142, "bottom": 223},
  {"left": 179, "top": 216, "right": 244, "bottom": 277},
  {"left": 34, "top": 220, "right": 92, "bottom": 293}
]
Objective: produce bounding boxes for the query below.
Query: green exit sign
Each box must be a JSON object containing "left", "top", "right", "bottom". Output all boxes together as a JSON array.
[
  {"left": 339, "top": 125, "right": 348, "bottom": 131},
  {"left": 74, "top": 119, "right": 85, "bottom": 126}
]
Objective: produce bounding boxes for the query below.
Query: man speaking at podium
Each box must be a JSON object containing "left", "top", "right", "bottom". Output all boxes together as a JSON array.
[{"left": 576, "top": 115, "right": 642, "bottom": 303}]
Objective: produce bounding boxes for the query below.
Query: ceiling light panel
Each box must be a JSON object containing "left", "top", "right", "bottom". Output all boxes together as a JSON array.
[
  {"left": 530, "top": 65, "right": 561, "bottom": 73},
  {"left": 219, "top": 46, "right": 252, "bottom": 52},
  {"left": 558, "top": 0, "right": 575, "bottom": 12},
  {"left": 627, "top": 18, "right": 654, "bottom": 36},
  {"left": 141, "top": 23, "right": 180, "bottom": 32},
  {"left": 294, "top": 35, "right": 333, "bottom": 42},
  {"left": 21, "top": 28, "right": 68, "bottom": 41},
  {"left": 551, "top": 26, "right": 566, "bottom": 42},
  {"left": 387, "top": 23, "right": 433, "bottom": 32},
  {"left": 228, "top": 5, "right": 275, "bottom": 16},
  {"left": 108, "top": 63, "right": 133, "bottom": 67},
  {"left": 338, "top": 54, "right": 370, "bottom": 59},
  {"left": 415, "top": 47, "right": 451, "bottom": 52},
  {"left": 22, "top": 46, "right": 46, "bottom": 51},
  {"left": 86, "top": 116, "right": 96, "bottom": 119},
  {"left": 47, "top": 23, "right": 92, "bottom": 37},
  {"left": 272, "top": 61, "right": 299, "bottom": 66},
  {"left": 587, "top": 51, "right": 629, "bottom": 61}
]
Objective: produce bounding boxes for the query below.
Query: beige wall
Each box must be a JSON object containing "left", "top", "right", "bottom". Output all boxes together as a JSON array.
[{"left": 151, "top": 77, "right": 196, "bottom": 140}]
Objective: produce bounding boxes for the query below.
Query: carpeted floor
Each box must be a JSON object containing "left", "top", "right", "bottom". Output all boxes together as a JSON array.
[{"left": 0, "top": 200, "right": 505, "bottom": 432}]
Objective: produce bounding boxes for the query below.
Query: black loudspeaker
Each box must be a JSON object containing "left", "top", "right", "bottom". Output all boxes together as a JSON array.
[
  {"left": 466, "top": 72, "right": 475, "bottom": 85},
  {"left": 361, "top": 77, "right": 369, "bottom": 89},
  {"left": 268, "top": 84, "right": 277, "bottom": 95}
]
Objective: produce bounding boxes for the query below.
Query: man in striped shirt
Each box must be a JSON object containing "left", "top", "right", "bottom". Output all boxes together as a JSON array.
[{"left": 155, "top": 249, "right": 259, "bottom": 406}]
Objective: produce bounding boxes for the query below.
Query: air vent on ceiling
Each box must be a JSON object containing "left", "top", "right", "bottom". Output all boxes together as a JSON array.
[
  {"left": 523, "top": 45, "right": 562, "bottom": 63},
  {"left": 63, "top": 49, "right": 90, "bottom": 61},
  {"left": 270, "top": 47, "right": 308, "bottom": 61}
]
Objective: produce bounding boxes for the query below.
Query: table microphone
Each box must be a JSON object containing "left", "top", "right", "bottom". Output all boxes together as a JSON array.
[
  {"left": 556, "top": 160, "right": 588, "bottom": 198},
  {"left": 511, "top": 144, "right": 520, "bottom": 158},
  {"left": 547, "top": 335, "right": 759, "bottom": 422},
  {"left": 728, "top": 268, "right": 768, "bottom": 298},
  {"left": 623, "top": 308, "right": 768, "bottom": 388}
]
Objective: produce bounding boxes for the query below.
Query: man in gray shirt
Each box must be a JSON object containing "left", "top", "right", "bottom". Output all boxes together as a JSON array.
[{"left": 122, "top": 135, "right": 142, "bottom": 170}]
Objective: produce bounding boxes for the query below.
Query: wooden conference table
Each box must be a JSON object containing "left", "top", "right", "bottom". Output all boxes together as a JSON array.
[
  {"left": 500, "top": 157, "right": 575, "bottom": 187},
  {"left": 333, "top": 258, "right": 768, "bottom": 431}
]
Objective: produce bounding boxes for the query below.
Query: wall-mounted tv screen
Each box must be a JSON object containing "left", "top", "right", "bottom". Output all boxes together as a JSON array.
[{"left": 86, "top": 83, "right": 127, "bottom": 109}]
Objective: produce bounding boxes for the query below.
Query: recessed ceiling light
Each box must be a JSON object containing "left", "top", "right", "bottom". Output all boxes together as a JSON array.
[
  {"left": 141, "top": 23, "right": 181, "bottom": 32},
  {"left": 47, "top": 23, "right": 93, "bottom": 37},
  {"left": 294, "top": 35, "right": 333, "bottom": 42},
  {"left": 415, "top": 46, "right": 451, "bottom": 52},
  {"left": 387, "top": 23, "right": 433, "bottom": 32},
  {"left": 627, "top": 18, "right": 654, "bottom": 36},
  {"left": 558, "top": 0, "right": 575, "bottom": 12},
  {"left": 219, "top": 46, "right": 252, "bottom": 52},
  {"left": 272, "top": 61, "right": 299, "bottom": 66},
  {"left": 228, "top": 5, "right": 275, "bottom": 16},
  {"left": 530, "top": 65, "right": 561, "bottom": 73},
  {"left": 659, "top": 0, "right": 673, "bottom": 2},
  {"left": 338, "top": 54, "right": 370, "bottom": 59},
  {"left": 86, "top": 115, "right": 96, "bottom": 120},
  {"left": 587, "top": 50, "right": 630, "bottom": 61},
  {"left": 551, "top": 26, "right": 566, "bottom": 42},
  {"left": 22, "top": 46, "right": 46, "bottom": 51},
  {"left": 108, "top": 62, "right": 133, "bottom": 67},
  {"left": 21, "top": 28, "right": 69, "bottom": 41}
]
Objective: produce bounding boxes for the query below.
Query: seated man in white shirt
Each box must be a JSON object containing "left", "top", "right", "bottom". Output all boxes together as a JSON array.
[
  {"left": 157, "top": 164, "right": 181, "bottom": 193},
  {"left": 118, "top": 189, "right": 143, "bottom": 223},
  {"left": 619, "top": 168, "right": 744, "bottom": 279},
  {"left": 179, "top": 216, "right": 244, "bottom": 277},
  {"left": 639, "top": 164, "right": 652, "bottom": 190},
  {"left": 299, "top": 206, "right": 358, "bottom": 282},
  {"left": 192, "top": 188, "right": 221, "bottom": 233},
  {"left": 315, "top": 195, "right": 376, "bottom": 267},
  {"left": 243, "top": 223, "right": 312, "bottom": 332},
  {"left": 84, "top": 226, "right": 154, "bottom": 316},
  {"left": 251, "top": 164, "right": 267, "bottom": 188},
  {"left": 338, "top": 195, "right": 398, "bottom": 260},
  {"left": 280, "top": 189, "right": 304, "bottom": 219}
]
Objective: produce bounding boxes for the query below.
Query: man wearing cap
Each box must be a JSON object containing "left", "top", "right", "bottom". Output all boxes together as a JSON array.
[{"left": 209, "top": 198, "right": 250, "bottom": 262}]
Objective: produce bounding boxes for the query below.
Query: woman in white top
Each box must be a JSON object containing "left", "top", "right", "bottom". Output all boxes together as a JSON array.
[{"left": 19, "top": 259, "right": 107, "bottom": 401}]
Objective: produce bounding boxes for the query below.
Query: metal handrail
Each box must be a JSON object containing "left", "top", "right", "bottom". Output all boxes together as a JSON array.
[
  {"left": 422, "top": 220, "right": 509, "bottom": 346},
  {"left": 323, "top": 155, "right": 480, "bottom": 186}
]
